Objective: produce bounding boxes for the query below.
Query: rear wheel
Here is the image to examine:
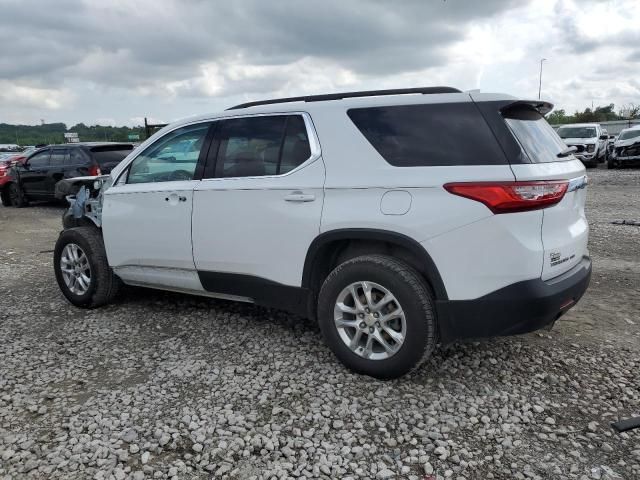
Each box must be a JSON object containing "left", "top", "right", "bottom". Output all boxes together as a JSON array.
[
  {"left": 54, "top": 227, "right": 121, "bottom": 308},
  {"left": 317, "top": 254, "right": 437, "bottom": 379},
  {"left": 8, "top": 183, "right": 28, "bottom": 207}
]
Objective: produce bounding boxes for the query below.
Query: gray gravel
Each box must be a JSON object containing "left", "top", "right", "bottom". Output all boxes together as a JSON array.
[{"left": 1, "top": 166, "right": 639, "bottom": 479}]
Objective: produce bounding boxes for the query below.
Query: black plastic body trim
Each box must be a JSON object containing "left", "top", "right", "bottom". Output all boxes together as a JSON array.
[
  {"left": 198, "top": 271, "right": 310, "bottom": 317},
  {"left": 228, "top": 87, "right": 462, "bottom": 110},
  {"left": 302, "top": 228, "right": 449, "bottom": 301},
  {"left": 436, "top": 256, "right": 592, "bottom": 343}
]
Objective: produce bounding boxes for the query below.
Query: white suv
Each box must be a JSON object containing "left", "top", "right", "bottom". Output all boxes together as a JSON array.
[
  {"left": 556, "top": 123, "right": 608, "bottom": 167},
  {"left": 54, "top": 87, "right": 591, "bottom": 379}
]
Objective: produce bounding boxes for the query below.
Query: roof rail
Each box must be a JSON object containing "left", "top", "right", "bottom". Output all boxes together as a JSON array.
[{"left": 227, "top": 86, "right": 462, "bottom": 110}]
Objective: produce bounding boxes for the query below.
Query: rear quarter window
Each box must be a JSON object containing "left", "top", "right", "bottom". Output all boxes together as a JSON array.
[{"left": 347, "top": 103, "right": 506, "bottom": 166}]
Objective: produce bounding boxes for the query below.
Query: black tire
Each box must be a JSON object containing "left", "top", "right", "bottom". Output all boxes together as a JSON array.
[
  {"left": 0, "top": 186, "right": 11, "bottom": 207},
  {"left": 317, "top": 254, "right": 437, "bottom": 379},
  {"left": 607, "top": 160, "right": 616, "bottom": 169},
  {"left": 54, "top": 227, "right": 122, "bottom": 308},
  {"left": 8, "top": 183, "right": 28, "bottom": 207}
]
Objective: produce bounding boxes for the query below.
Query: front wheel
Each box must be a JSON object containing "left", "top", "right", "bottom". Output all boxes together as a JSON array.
[
  {"left": 54, "top": 227, "right": 121, "bottom": 308},
  {"left": 317, "top": 255, "right": 437, "bottom": 379}
]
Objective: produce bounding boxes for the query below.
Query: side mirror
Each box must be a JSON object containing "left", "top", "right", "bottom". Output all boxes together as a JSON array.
[{"left": 599, "top": 134, "right": 608, "bottom": 140}]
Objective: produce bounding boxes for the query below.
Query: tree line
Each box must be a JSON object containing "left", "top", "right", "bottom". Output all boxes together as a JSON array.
[
  {"left": 0, "top": 122, "right": 145, "bottom": 146},
  {"left": 546, "top": 103, "right": 640, "bottom": 125}
]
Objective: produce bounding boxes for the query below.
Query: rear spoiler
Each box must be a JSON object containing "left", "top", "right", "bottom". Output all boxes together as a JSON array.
[{"left": 500, "top": 100, "right": 554, "bottom": 116}]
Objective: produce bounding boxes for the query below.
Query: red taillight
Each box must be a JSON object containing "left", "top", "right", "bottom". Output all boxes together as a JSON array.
[
  {"left": 443, "top": 180, "right": 569, "bottom": 214},
  {"left": 88, "top": 164, "right": 102, "bottom": 176}
]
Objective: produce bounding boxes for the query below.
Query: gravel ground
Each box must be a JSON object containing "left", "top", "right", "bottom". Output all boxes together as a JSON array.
[{"left": 0, "top": 166, "right": 639, "bottom": 480}]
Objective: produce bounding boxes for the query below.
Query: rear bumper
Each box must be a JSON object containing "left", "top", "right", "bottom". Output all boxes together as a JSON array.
[{"left": 436, "top": 256, "right": 591, "bottom": 343}]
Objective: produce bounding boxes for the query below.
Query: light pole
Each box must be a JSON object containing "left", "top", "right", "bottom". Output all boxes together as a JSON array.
[{"left": 538, "top": 58, "right": 546, "bottom": 100}]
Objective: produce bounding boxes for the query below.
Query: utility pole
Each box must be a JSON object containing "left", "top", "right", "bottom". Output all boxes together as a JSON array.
[{"left": 538, "top": 58, "right": 546, "bottom": 100}]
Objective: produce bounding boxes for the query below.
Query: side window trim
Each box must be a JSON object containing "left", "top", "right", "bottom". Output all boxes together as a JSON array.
[{"left": 201, "top": 111, "right": 320, "bottom": 180}]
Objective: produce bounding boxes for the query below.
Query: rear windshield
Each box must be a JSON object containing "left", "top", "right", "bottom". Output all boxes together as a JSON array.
[
  {"left": 90, "top": 145, "right": 133, "bottom": 165},
  {"left": 503, "top": 109, "right": 569, "bottom": 163},
  {"left": 557, "top": 126, "right": 597, "bottom": 139},
  {"left": 347, "top": 103, "right": 506, "bottom": 166},
  {"left": 618, "top": 129, "right": 640, "bottom": 141}
]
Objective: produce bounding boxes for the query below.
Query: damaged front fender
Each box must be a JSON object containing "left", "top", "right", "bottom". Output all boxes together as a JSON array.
[{"left": 61, "top": 175, "right": 112, "bottom": 229}]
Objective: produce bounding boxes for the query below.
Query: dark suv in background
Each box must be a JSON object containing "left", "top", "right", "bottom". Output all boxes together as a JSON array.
[{"left": 2, "top": 143, "right": 133, "bottom": 207}]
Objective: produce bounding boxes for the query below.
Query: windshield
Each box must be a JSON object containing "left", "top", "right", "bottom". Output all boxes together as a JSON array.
[
  {"left": 557, "top": 127, "right": 597, "bottom": 139},
  {"left": 503, "top": 108, "right": 569, "bottom": 163},
  {"left": 618, "top": 129, "right": 640, "bottom": 141}
]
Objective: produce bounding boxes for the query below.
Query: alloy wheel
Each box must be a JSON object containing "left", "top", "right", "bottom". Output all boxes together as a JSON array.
[
  {"left": 60, "top": 243, "right": 92, "bottom": 295},
  {"left": 333, "top": 281, "right": 406, "bottom": 360}
]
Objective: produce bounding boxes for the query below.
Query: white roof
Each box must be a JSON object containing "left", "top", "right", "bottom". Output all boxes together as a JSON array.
[{"left": 109, "top": 90, "right": 519, "bottom": 179}]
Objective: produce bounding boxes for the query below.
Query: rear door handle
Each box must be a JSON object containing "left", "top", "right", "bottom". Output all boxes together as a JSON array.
[{"left": 284, "top": 191, "right": 315, "bottom": 203}]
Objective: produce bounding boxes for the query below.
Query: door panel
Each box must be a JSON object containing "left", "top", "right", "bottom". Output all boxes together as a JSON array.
[
  {"left": 192, "top": 158, "right": 325, "bottom": 286},
  {"left": 46, "top": 149, "right": 67, "bottom": 196},
  {"left": 102, "top": 181, "right": 196, "bottom": 269},
  {"left": 20, "top": 149, "right": 50, "bottom": 196},
  {"left": 101, "top": 122, "right": 213, "bottom": 279}
]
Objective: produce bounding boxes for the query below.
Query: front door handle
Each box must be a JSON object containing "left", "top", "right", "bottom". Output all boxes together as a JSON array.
[
  {"left": 284, "top": 191, "right": 315, "bottom": 203},
  {"left": 164, "top": 194, "right": 188, "bottom": 204}
]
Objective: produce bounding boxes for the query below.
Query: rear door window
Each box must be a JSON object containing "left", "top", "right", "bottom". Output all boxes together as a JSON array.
[
  {"left": 503, "top": 108, "right": 569, "bottom": 163},
  {"left": 347, "top": 103, "right": 506, "bottom": 166},
  {"left": 213, "top": 115, "right": 312, "bottom": 178},
  {"left": 50, "top": 149, "right": 67, "bottom": 166}
]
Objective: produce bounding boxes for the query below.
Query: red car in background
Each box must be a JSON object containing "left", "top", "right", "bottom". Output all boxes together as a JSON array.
[{"left": 0, "top": 147, "right": 37, "bottom": 206}]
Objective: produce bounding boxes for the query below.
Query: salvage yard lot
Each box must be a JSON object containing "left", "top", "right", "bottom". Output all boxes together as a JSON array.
[{"left": 0, "top": 167, "right": 639, "bottom": 480}]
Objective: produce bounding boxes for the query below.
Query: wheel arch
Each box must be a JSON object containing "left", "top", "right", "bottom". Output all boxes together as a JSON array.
[{"left": 302, "top": 229, "right": 449, "bottom": 302}]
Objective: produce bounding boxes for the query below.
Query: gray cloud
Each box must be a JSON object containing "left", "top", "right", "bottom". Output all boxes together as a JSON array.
[
  {"left": 0, "top": 0, "right": 520, "bottom": 89},
  {"left": 0, "top": 0, "right": 638, "bottom": 125}
]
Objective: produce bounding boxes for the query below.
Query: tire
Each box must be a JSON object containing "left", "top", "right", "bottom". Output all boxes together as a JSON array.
[
  {"left": 0, "top": 186, "right": 11, "bottom": 207},
  {"left": 607, "top": 160, "right": 616, "bottom": 169},
  {"left": 317, "top": 254, "right": 437, "bottom": 379},
  {"left": 54, "top": 227, "right": 121, "bottom": 308},
  {"left": 8, "top": 183, "right": 28, "bottom": 207}
]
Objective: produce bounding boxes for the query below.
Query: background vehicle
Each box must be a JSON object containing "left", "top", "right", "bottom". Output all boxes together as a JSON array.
[
  {"left": 557, "top": 123, "right": 608, "bottom": 167},
  {"left": 4, "top": 143, "right": 133, "bottom": 207},
  {"left": 54, "top": 87, "right": 591, "bottom": 379},
  {"left": 608, "top": 126, "right": 640, "bottom": 168},
  {"left": 0, "top": 149, "right": 36, "bottom": 206}
]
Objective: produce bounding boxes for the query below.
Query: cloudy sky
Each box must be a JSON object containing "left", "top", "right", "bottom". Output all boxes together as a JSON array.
[{"left": 0, "top": 0, "right": 638, "bottom": 127}]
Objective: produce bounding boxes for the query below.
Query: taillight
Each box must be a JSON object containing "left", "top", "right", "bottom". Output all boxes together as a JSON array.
[
  {"left": 443, "top": 181, "right": 569, "bottom": 214},
  {"left": 88, "top": 164, "right": 102, "bottom": 176}
]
